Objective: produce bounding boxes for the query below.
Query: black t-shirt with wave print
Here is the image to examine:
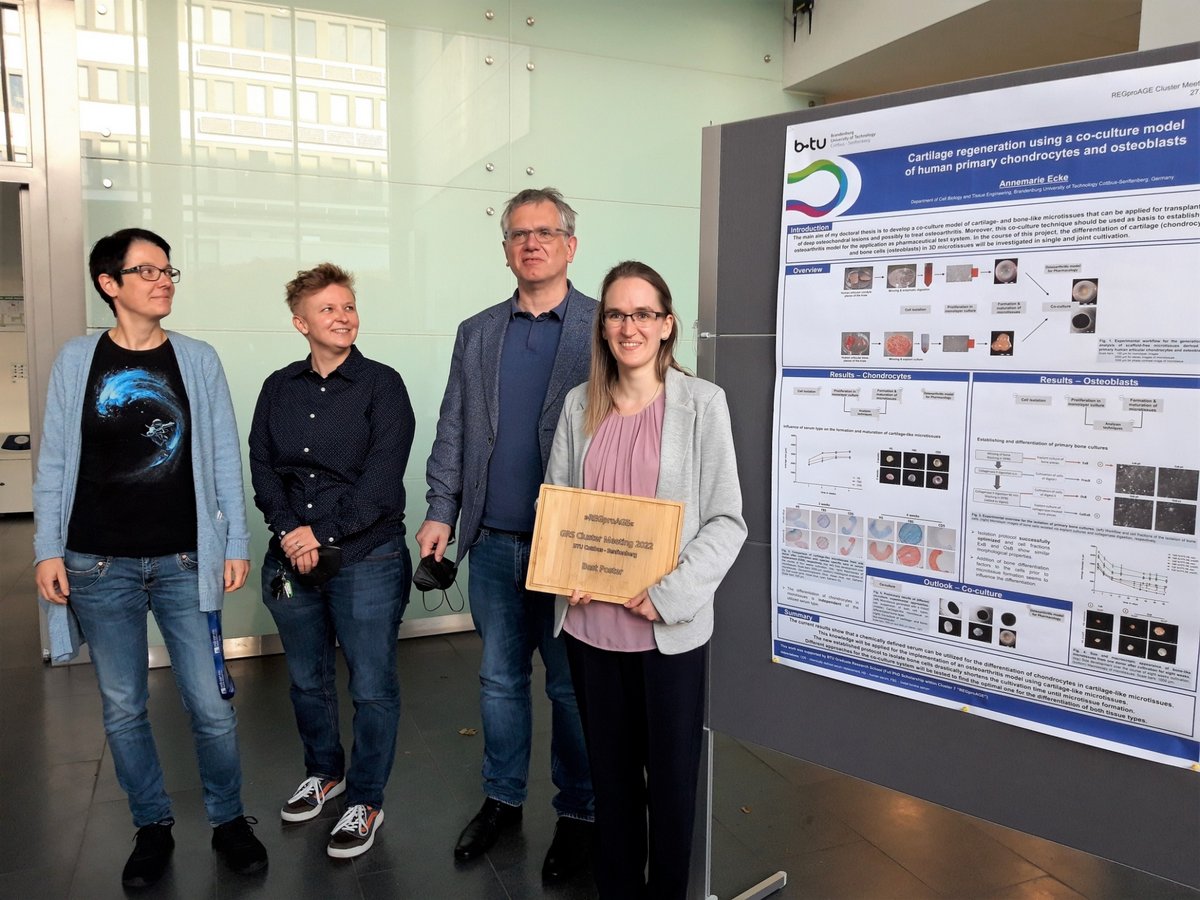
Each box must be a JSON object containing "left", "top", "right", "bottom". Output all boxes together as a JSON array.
[{"left": 67, "top": 332, "right": 197, "bottom": 557}]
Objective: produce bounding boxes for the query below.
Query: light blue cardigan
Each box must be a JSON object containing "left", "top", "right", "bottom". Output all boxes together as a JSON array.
[
  {"left": 545, "top": 367, "right": 747, "bottom": 655},
  {"left": 33, "top": 331, "right": 250, "bottom": 661}
]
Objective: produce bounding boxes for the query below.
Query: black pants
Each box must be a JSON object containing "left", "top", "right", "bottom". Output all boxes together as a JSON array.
[{"left": 565, "top": 633, "right": 706, "bottom": 900}]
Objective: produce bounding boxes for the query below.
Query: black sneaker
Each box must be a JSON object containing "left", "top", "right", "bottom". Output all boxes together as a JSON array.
[
  {"left": 212, "top": 815, "right": 268, "bottom": 875},
  {"left": 122, "top": 820, "right": 174, "bottom": 889},
  {"left": 327, "top": 804, "right": 384, "bottom": 859},
  {"left": 281, "top": 775, "right": 345, "bottom": 822}
]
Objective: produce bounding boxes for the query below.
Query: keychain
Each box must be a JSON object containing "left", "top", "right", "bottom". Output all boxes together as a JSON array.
[{"left": 270, "top": 571, "right": 294, "bottom": 600}]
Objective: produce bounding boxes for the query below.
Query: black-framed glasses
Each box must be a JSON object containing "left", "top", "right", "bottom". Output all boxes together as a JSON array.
[
  {"left": 504, "top": 227, "right": 571, "bottom": 245},
  {"left": 603, "top": 310, "right": 667, "bottom": 327},
  {"left": 118, "top": 264, "right": 182, "bottom": 283}
]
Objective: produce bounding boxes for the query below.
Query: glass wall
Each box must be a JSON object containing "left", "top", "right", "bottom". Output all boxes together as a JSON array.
[{"left": 72, "top": 0, "right": 806, "bottom": 637}]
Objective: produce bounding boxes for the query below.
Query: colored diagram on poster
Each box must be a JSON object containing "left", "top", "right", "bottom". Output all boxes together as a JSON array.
[
  {"left": 781, "top": 240, "right": 1198, "bottom": 375},
  {"left": 964, "top": 373, "right": 1199, "bottom": 694},
  {"left": 777, "top": 368, "right": 966, "bottom": 618}
]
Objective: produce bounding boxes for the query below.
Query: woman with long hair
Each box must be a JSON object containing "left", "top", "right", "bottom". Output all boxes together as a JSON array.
[{"left": 545, "top": 260, "right": 746, "bottom": 898}]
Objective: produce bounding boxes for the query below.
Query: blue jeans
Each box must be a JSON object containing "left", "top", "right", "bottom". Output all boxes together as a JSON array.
[
  {"left": 468, "top": 528, "right": 593, "bottom": 818},
  {"left": 64, "top": 550, "right": 244, "bottom": 828},
  {"left": 263, "top": 538, "right": 411, "bottom": 809}
]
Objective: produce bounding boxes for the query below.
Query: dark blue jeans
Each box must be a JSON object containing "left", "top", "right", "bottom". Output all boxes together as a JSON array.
[
  {"left": 65, "top": 550, "right": 244, "bottom": 828},
  {"left": 468, "top": 528, "right": 593, "bottom": 819},
  {"left": 263, "top": 537, "right": 411, "bottom": 809}
]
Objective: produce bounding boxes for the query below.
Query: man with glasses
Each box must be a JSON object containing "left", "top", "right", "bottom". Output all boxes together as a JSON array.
[
  {"left": 33, "top": 228, "right": 267, "bottom": 889},
  {"left": 418, "top": 188, "right": 595, "bottom": 882}
]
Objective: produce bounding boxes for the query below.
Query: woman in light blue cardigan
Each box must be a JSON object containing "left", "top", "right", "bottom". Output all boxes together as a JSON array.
[
  {"left": 34, "top": 328, "right": 251, "bottom": 658},
  {"left": 32, "top": 228, "right": 264, "bottom": 889},
  {"left": 545, "top": 260, "right": 746, "bottom": 899}
]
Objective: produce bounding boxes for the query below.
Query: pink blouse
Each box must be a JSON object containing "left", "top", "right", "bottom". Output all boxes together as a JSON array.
[{"left": 563, "top": 390, "right": 665, "bottom": 651}]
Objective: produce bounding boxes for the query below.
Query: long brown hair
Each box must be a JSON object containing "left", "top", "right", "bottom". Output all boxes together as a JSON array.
[{"left": 584, "top": 261, "right": 689, "bottom": 435}]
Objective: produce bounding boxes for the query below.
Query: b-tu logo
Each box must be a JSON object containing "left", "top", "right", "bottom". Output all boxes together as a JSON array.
[{"left": 783, "top": 157, "right": 860, "bottom": 218}]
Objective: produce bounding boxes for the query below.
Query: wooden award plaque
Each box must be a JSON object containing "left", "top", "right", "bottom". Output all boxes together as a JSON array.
[{"left": 525, "top": 484, "right": 684, "bottom": 603}]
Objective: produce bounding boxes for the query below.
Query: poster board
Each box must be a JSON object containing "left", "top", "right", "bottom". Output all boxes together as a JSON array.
[
  {"left": 770, "top": 55, "right": 1200, "bottom": 768},
  {"left": 701, "top": 43, "right": 1200, "bottom": 889}
]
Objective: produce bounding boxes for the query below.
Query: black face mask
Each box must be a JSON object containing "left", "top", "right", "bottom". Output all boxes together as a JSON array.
[
  {"left": 412, "top": 553, "right": 457, "bottom": 592},
  {"left": 268, "top": 535, "right": 342, "bottom": 587}
]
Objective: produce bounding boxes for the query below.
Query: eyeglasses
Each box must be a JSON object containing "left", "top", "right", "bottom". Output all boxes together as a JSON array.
[
  {"left": 118, "top": 264, "right": 182, "bottom": 283},
  {"left": 504, "top": 227, "right": 571, "bottom": 245},
  {"left": 603, "top": 310, "right": 667, "bottom": 327}
]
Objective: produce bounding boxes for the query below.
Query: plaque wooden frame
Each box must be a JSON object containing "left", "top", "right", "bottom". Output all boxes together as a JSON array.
[{"left": 525, "top": 485, "right": 684, "bottom": 603}]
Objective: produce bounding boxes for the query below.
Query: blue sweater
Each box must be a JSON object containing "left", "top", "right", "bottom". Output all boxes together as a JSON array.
[{"left": 33, "top": 331, "right": 250, "bottom": 661}]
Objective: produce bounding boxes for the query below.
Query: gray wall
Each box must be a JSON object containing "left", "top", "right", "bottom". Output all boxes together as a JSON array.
[{"left": 700, "top": 42, "right": 1200, "bottom": 889}]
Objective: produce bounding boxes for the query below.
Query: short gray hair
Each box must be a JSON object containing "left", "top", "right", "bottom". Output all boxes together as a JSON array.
[{"left": 500, "top": 187, "right": 577, "bottom": 237}]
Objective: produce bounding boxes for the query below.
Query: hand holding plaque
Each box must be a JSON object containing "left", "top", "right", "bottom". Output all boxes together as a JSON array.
[{"left": 526, "top": 485, "right": 684, "bottom": 603}]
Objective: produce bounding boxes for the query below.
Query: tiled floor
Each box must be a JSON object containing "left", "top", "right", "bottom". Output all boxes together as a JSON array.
[{"left": 1, "top": 513, "right": 1196, "bottom": 899}]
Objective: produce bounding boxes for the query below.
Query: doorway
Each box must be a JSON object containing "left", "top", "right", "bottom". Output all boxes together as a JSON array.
[{"left": 0, "top": 181, "right": 32, "bottom": 515}]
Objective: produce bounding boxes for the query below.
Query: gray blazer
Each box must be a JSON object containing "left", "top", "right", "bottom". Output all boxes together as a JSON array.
[
  {"left": 545, "top": 367, "right": 747, "bottom": 655},
  {"left": 424, "top": 284, "right": 597, "bottom": 558}
]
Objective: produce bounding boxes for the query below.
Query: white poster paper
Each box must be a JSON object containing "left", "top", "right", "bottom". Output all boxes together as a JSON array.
[{"left": 771, "top": 58, "right": 1200, "bottom": 767}]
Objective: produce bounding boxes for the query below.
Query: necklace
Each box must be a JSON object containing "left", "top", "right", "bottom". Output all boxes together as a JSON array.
[{"left": 614, "top": 383, "right": 662, "bottom": 417}]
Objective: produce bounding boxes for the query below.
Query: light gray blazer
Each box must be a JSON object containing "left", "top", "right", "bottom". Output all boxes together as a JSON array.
[{"left": 545, "top": 367, "right": 746, "bottom": 654}]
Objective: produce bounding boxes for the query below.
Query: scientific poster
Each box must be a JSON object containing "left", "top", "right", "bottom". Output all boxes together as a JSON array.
[{"left": 771, "top": 57, "right": 1200, "bottom": 767}]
